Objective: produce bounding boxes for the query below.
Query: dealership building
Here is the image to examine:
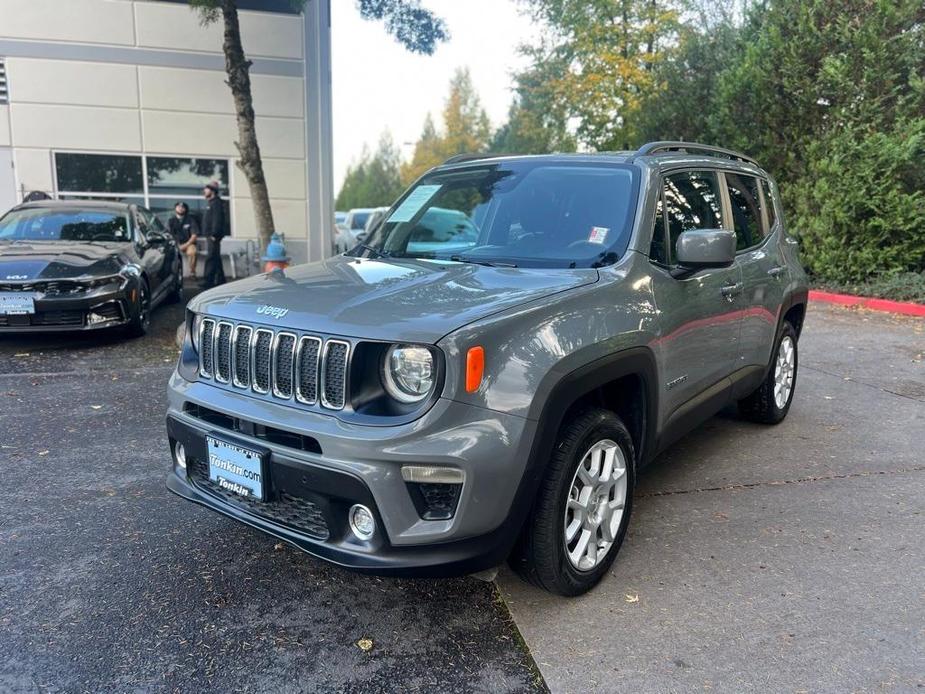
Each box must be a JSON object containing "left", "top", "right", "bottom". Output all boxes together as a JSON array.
[{"left": 0, "top": 0, "right": 334, "bottom": 263}]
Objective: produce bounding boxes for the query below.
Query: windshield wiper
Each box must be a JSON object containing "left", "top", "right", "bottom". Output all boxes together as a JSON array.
[
  {"left": 351, "top": 244, "right": 390, "bottom": 259},
  {"left": 449, "top": 255, "right": 517, "bottom": 268}
]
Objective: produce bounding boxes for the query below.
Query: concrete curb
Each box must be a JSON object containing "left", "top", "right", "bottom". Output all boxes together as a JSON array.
[{"left": 810, "top": 290, "right": 925, "bottom": 317}]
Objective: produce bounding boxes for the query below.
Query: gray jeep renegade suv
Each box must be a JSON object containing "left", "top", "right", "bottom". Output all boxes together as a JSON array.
[{"left": 166, "top": 141, "right": 808, "bottom": 596}]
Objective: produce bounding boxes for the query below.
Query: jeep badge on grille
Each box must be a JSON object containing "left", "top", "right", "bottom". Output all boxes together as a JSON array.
[{"left": 256, "top": 305, "right": 289, "bottom": 319}]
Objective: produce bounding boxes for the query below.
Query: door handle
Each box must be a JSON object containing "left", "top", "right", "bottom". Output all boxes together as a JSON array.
[
  {"left": 721, "top": 282, "right": 743, "bottom": 300},
  {"left": 767, "top": 266, "right": 785, "bottom": 278}
]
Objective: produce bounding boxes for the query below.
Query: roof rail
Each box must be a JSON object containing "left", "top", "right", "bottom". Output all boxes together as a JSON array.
[
  {"left": 441, "top": 153, "right": 498, "bottom": 165},
  {"left": 634, "top": 141, "right": 759, "bottom": 167}
]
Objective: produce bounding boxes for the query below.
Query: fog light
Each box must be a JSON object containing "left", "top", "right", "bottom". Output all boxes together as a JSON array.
[
  {"left": 174, "top": 441, "right": 187, "bottom": 469},
  {"left": 349, "top": 504, "right": 375, "bottom": 540},
  {"left": 87, "top": 311, "right": 114, "bottom": 326}
]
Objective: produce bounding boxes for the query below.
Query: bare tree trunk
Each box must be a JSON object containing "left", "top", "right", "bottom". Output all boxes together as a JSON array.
[{"left": 220, "top": 0, "right": 275, "bottom": 251}]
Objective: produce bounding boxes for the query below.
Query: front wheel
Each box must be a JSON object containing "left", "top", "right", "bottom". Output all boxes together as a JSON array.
[
  {"left": 125, "top": 280, "right": 150, "bottom": 338},
  {"left": 738, "top": 321, "right": 798, "bottom": 424},
  {"left": 510, "top": 408, "right": 635, "bottom": 596}
]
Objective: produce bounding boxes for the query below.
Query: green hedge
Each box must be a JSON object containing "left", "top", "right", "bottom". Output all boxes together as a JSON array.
[{"left": 790, "top": 119, "right": 925, "bottom": 284}]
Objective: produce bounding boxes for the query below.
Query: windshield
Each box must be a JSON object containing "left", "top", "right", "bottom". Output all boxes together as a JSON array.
[
  {"left": 0, "top": 208, "right": 132, "bottom": 243},
  {"left": 358, "top": 162, "right": 639, "bottom": 268}
]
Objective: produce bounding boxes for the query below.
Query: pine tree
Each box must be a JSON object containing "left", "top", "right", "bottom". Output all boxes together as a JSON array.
[{"left": 400, "top": 68, "right": 492, "bottom": 185}]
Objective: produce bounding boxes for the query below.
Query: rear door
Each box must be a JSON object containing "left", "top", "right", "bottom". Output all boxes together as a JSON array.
[
  {"left": 723, "top": 172, "right": 786, "bottom": 373},
  {"left": 648, "top": 168, "right": 745, "bottom": 419}
]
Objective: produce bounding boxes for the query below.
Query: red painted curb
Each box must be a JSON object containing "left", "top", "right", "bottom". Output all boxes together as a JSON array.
[{"left": 810, "top": 290, "right": 925, "bottom": 317}]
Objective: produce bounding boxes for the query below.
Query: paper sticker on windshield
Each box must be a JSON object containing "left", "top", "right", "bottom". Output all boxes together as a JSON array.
[
  {"left": 588, "top": 226, "right": 609, "bottom": 244},
  {"left": 388, "top": 185, "right": 443, "bottom": 223}
]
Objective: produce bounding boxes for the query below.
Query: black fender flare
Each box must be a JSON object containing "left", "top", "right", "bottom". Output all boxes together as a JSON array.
[
  {"left": 780, "top": 287, "right": 809, "bottom": 337},
  {"left": 498, "top": 347, "right": 659, "bottom": 550}
]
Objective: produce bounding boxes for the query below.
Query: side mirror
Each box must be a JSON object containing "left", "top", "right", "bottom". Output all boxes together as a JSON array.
[
  {"left": 147, "top": 232, "right": 168, "bottom": 246},
  {"left": 672, "top": 229, "right": 736, "bottom": 277}
]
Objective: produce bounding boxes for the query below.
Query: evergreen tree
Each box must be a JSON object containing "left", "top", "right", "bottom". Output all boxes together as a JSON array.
[
  {"left": 400, "top": 68, "right": 492, "bottom": 184},
  {"left": 336, "top": 133, "right": 405, "bottom": 210}
]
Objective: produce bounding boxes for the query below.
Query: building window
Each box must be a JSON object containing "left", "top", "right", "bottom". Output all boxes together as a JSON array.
[
  {"left": 55, "top": 153, "right": 144, "bottom": 195},
  {"left": 0, "top": 58, "right": 9, "bottom": 105},
  {"left": 53, "top": 152, "right": 232, "bottom": 232}
]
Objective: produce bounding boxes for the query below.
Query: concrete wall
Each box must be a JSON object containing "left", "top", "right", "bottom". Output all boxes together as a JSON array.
[{"left": 0, "top": 0, "right": 331, "bottom": 259}]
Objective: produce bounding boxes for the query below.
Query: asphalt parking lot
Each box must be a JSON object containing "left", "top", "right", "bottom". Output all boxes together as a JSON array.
[
  {"left": 1, "top": 295, "right": 922, "bottom": 693},
  {"left": 0, "top": 287, "right": 543, "bottom": 694},
  {"left": 501, "top": 304, "right": 924, "bottom": 692}
]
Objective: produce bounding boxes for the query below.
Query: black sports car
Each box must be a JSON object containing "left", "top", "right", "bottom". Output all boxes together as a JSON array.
[{"left": 0, "top": 200, "right": 184, "bottom": 335}]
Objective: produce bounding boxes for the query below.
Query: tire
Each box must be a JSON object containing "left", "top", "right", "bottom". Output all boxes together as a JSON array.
[
  {"left": 125, "top": 280, "right": 151, "bottom": 338},
  {"left": 510, "top": 408, "right": 635, "bottom": 596},
  {"left": 167, "top": 263, "right": 184, "bottom": 304},
  {"left": 738, "top": 321, "right": 798, "bottom": 424}
]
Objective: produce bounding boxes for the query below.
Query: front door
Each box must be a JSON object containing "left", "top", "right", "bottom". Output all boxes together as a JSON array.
[
  {"left": 649, "top": 169, "right": 744, "bottom": 422},
  {"left": 133, "top": 208, "right": 168, "bottom": 298}
]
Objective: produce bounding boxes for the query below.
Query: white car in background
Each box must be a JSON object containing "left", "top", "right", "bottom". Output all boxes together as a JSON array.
[
  {"left": 333, "top": 207, "right": 386, "bottom": 254},
  {"left": 362, "top": 207, "right": 389, "bottom": 238}
]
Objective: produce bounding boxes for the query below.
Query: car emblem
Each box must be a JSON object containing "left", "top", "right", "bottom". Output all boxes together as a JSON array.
[
  {"left": 5, "top": 275, "right": 28, "bottom": 280},
  {"left": 256, "top": 304, "right": 289, "bottom": 320}
]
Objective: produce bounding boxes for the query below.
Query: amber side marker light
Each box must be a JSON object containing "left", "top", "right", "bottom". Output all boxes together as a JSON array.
[{"left": 466, "top": 346, "right": 485, "bottom": 393}]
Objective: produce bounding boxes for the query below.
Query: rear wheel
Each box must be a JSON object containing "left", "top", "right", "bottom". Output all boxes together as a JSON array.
[
  {"left": 510, "top": 408, "right": 635, "bottom": 596},
  {"left": 738, "top": 321, "right": 798, "bottom": 424}
]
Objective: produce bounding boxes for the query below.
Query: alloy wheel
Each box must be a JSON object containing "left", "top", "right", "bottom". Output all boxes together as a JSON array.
[
  {"left": 138, "top": 283, "right": 150, "bottom": 330},
  {"left": 774, "top": 335, "right": 795, "bottom": 408},
  {"left": 563, "top": 439, "right": 628, "bottom": 571}
]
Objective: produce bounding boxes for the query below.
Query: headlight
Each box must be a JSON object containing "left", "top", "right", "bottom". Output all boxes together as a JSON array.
[
  {"left": 83, "top": 275, "right": 125, "bottom": 289},
  {"left": 190, "top": 313, "right": 204, "bottom": 352},
  {"left": 382, "top": 344, "right": 434, "bottom": 403}
]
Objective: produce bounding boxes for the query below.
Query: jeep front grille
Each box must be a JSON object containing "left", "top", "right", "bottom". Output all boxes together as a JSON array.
[
  {"left": 198, "top": 318, "right": 350, "bottom": 411},
  {"left": 253, "top": 329, "right": 273, "bottom": 394},
  {"left": 214, "top": 322, "right": 233, "bottom": 383},
  {"left": 232, "top": 326, "right": 252, "bottom": 387},
  {"left": 296, "top": 336, "right": 322, "bottom": 404},
  {"left": 322, "top": 340, "right": 349, "bottom": 410},
  {"left": 272, "top": 332, "right": 296, "bottom": 399},
  {"left": 199, "top": 319, "right": 215, "bottom": 378}
]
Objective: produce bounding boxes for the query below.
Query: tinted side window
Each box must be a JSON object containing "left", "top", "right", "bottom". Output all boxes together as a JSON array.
[
  {"left": 726, "top": 173, "right": 764, "bottom": 250},
  {"left": 134, "top": 210, "right": 149, "bottom": 240},
  {"left": 648, "top": 193, "right": 668, "bottom": 265},
  {"left": 663, "top": 171, "right": 723, "bottom": 263},
  {"left": 760, "top": 178, "right": 777, "bottom": 230}
]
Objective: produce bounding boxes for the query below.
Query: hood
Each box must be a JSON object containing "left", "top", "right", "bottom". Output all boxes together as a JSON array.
[
  {"left": 191, "top": 255, "right": 599, "bottom": 343},
  {"left": 0, "top": 241, "right": 131, "bottom": 280}
]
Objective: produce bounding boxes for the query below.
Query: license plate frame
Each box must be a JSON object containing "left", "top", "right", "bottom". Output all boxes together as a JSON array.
[
  {"left": 0, "top": 292, "right": 37, "bottom": 315},
  {"left": 205, "top": 435, "right": 267, "bottom": 502}
]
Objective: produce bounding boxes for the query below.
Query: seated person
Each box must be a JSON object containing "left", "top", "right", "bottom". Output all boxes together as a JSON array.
[{"left": 167, "top": 202, "right": 200, "bottom": 278}]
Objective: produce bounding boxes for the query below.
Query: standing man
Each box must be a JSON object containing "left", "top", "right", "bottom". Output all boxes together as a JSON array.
[
  {"left": 167, "top": 202, "right": 199, "bottom": 279},
  {"left": 201, "top": 180, "right": 227, "bottom": 288}
]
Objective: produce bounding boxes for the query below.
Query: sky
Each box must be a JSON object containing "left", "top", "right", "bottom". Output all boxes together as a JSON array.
[{"left": 330, "top": 0, "right": 539, "bottom": 192}]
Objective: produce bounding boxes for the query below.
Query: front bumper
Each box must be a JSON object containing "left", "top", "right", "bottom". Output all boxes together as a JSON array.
[
  {"left": 0, "top": 287, "right": 132, "bottom": 332},
  {"left": 165, "top": 373, "right": 539, "bottom": 576}
]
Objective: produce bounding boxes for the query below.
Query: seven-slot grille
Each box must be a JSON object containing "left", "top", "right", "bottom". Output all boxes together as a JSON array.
[{"left": 198, "top": 318, "right": 349, "bottom": 410}]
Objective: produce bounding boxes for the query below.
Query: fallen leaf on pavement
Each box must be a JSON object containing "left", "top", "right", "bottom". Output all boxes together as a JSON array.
[
  {"left": 38, "top": 450, "right": 49, "bottom": 456},
  {"left": 356, "top": 637, "right": 374, "bottom": 652},
  {"left": 625, "top": 594, "right": 639, "bottom": 603},
  {"left": 273, "top": 543, "right": 284, "bottom": 551}
]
